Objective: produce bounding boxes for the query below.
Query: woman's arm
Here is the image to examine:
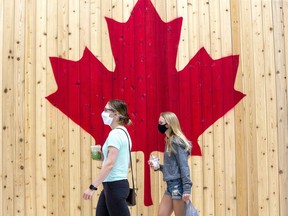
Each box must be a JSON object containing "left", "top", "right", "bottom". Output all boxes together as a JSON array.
[
  {"left": 82, "top": 146, "right": 119, "bottom": 200},
  {"left": 92, "top": 146, "right": 118, "bottom": 186},
  {"left": 173, "top": 143, "right": 192, "bottom": 194}
]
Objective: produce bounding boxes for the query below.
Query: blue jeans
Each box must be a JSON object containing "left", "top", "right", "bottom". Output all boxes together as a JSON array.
[
  {"left": 96, "top": 179, "right": 130, "bottom": 216},
  {"left": 164, "top": 178, "right": 183, "bottom": 199}
]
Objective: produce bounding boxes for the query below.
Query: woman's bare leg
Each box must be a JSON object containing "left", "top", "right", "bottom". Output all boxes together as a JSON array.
[
  {"left": 158, "top": 194, "right": 173, "bottom": 216},
  {"left": 172, "top": 199, "right": 185, "bottom": 216}
]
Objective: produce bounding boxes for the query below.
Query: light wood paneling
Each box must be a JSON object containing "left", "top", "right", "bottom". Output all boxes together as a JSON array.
[
  {"left": 68, "top": 0, "right": 81, "bottom": 215},
  {"left": 14, "top": 0, "right": 25, "bottom": 215},
  {"left": 1, "top": 1, "right": 288, "bottom": 216},
  {"left": 239, "top": 1, "right": 258, "bottom": 215},
  {"left": 35, "top": 0, "right": 48, "bottom": 215},
  {"left": 251, "top": 1, "right": 269, "bottom": 215},
  {"left": 273, "top": 1, "right": 288, "bottom": 216},
  {"left": 47, "top": 0, "right": 59, "bottom": 216},
  {"left": 2, "top": 0, "right": 16, "bottom": 216},
  {"left": 24, "top": 0, "right": 36, "bottom": 215},
  {"left": 198, "top": 1, "right": 214, "bottom": 215},
  {"left": 261, "top": 1, "right": 279, "bottom": 216},
  {"left": 79, "top": 0, "right": 93, "bottom": 215},
  {"left": 0, "top": 0, "right": 3, "bottom": 213},
  {"left": 56, "top": 0, "right": 70, "bottom": 215}
]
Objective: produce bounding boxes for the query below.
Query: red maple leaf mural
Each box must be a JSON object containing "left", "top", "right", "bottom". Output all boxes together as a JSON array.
[{"left": 46, "top": 0, "right": 245, "bottom": 206}]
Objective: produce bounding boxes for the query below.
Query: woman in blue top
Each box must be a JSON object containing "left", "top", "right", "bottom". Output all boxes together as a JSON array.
[
  {"left": 149, "top": 111, "right": 192, "bottom": 216},
  {"left": 83, "top": 99, "right": 132, "bottom": 216}
]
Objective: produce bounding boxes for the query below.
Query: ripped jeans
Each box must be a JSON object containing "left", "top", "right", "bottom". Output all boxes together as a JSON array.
[{"left": 164, "top": 178, "right": 183, "bottom": 199}]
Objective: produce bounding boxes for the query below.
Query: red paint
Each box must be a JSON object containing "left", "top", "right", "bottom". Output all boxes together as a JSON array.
[{"left": 46, "top": 0, "right": 245, "bottom": 206}]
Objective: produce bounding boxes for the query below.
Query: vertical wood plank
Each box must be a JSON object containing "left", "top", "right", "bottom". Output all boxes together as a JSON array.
[
  {"left": 149, "top": 150, "right": 161, "bottom": 215},
  {"left": 146, "top": 1, "right": 165, "bottom": 215},
  {"left": 90, "top": 0, "right": 102, "bottom": 60},
  {"left": 199, "top": 1, "right": 215, "bottom": 216},
  {"left": 239, "top": 0, "right": 258, "bottom": 215},
  {"left": 136, "top": 0, "right": 149, "bottom": 213},
  {"left": 186, "top": 1, "right": 203, "bottom": 214},
  {"left": 209, "top": 0, "right": 222, "bottom": 58},
  {"left": 2, "top": 1, "right": 15, "bottom": 216},
  {"left": 68, "top": 0, "right": 81, "bottom": 215},
  {"left": 150, "top": 6, "right": 166, "bottom": 213},
  {"left": 187, "top": 0, "right": 200, "bottom": 55},
  {"left": 135, "top": 152, "right": 146, "bottom": 215},
  {"left": 273, "top": 1, "right": 288, "bottom": 216},
  {"left": 285, "top": 1, "right": 288, "bottom": 100},
  {"left": 283, "top": 3, "right": 288, "bottom": 214},
  {"left": 261, "top": 1, "right": 280, "bottom": 216},
  {"left": 230, "top": 0, "right": 248, "bottom": 215},
  {"left": 79, "top": 0, "right": 92, "bottom": 215},
  {"left": 90, "top": 0, "right": 102, "bottom": 215},
  {"left": 209, "top": 0, "right": 227, "bottom": 216},
  {"left": 14, "top": 0, "right": 26, "bottom": 215},
  {"left": 56, "top": 0, "right": 70, "bottom": 215},
  {"left": 35, "top": 0, "right": 48, "bottom": 215},
  {"left": 97, "top": 0, "right": 113, "bottom": 211},
  {"left": 152, "top": 0, "right": 165, "bottom": 21},
  {"left": 220, "top": 1, "right": 238, "bottom": 216},
  {"left": 251, "top": 1, "right": 270, "bottom": 215},
  {"left": 122, "top": 0, "right": 137, "bottom": 22},
  {"left": 177, "top": 0, "right": 192, "bottom": 150},
  {"left": 209, "top": 1, "right": 226, "bottom": 215},
  {"left": 24, "top": 0, "right": 37, "bottom": 215},
  {"left": 281, "top": 2, "right": 288, "bottom": 215},
  {"left": 101, "top": 0, "right": 113, "bottom": 71},
  {"left": 0, "top": 0, "right": 4, "bottom": 214},
  {"left": 46, "top": 0, "right": 59, "bottom": 216}
]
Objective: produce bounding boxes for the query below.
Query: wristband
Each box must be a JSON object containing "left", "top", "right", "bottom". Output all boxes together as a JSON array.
[{"left": 89, "top": 184, "right": 97, "bottom": 191}]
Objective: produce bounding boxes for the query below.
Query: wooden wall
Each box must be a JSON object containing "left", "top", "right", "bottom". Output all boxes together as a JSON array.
[{"left": 0, "top": 0, "right": 287, "bottom": 215}]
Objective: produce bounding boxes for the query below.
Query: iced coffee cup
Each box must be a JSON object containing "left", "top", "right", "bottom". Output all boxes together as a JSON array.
[{"left": 91, "top": 145, "right": 101, "bottom": 160}]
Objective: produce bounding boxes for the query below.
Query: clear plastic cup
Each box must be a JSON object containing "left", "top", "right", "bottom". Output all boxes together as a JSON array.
[
  {"left": 91, "top": 145, "right": 101, "bottom": 160},
  {"left": 150, "top": 155, "right": 160, "bottom": 170}
]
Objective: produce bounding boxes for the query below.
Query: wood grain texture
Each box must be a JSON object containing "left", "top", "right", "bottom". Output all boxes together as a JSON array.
[
  {"left": 0, "top": 0, "right": 3, "bottom": 214},
  {"left": 273, "top": 1, "right": 288, "bottom": 216},
  {"left": 35, "top": 0, "right": 48, "bottom": 215},
  {"left": 0, "top": 0, "right": 287, "bottom": 216},
  {"left": 14, "top": 0, "right": 25, "bottom": 215}
]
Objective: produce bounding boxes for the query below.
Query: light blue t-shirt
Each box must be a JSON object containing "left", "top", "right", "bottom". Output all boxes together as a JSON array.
[{"left": 102, "top": 127, "right": 132, "bottom": 182}]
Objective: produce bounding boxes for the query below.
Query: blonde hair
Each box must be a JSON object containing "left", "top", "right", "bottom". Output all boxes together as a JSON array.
[{"left": 160, "top": 112, "right": 191, "bottom": 153}]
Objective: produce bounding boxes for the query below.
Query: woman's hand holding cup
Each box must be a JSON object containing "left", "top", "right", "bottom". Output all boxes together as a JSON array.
[{"left": 91, "top": 145, "right": 102, "bottom": 160}]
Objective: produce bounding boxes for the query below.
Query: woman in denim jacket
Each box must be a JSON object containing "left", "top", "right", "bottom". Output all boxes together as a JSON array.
[{"left": 149, "top": 112, "right": 192, "bottom": 216}]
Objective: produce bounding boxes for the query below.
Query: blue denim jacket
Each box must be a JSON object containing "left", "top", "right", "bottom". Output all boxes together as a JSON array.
[{"left": 159, "top": 137, "right": 192, "bottom": 194}]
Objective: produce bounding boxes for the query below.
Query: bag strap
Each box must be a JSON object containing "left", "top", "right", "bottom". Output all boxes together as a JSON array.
[{"left": 116, "top": 128, "right": 135, "bottom": 189}]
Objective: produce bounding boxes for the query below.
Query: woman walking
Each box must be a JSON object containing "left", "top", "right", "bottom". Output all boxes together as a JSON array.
[{"left": 83, "top": 99, "right": 132, "bottom": 216}]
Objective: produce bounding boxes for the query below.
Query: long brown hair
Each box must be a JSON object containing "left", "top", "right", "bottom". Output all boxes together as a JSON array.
[{"left": 108, "top": 99, "right": 131, "bottom": 126}]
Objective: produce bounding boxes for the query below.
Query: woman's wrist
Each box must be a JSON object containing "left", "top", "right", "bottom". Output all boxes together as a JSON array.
[{"left": 89, "top": 184, "right": 98, "bottom": 191}]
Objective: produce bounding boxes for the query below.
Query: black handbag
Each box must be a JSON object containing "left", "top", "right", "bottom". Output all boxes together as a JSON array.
[
  {"left": 117, "top": 128, "right": 136, "bottom": 206},
  {"left": 126, "top": 188, "right": 136, "bottom": 206}
]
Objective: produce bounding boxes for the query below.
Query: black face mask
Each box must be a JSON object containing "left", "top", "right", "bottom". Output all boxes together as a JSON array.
[{"left": 158, "top": 124, "right": 168, "bottom": 134}]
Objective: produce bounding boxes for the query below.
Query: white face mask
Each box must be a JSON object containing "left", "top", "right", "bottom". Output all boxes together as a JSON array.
[{"left": 101, "top": 111, "right": 113, "bottom": 125}]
